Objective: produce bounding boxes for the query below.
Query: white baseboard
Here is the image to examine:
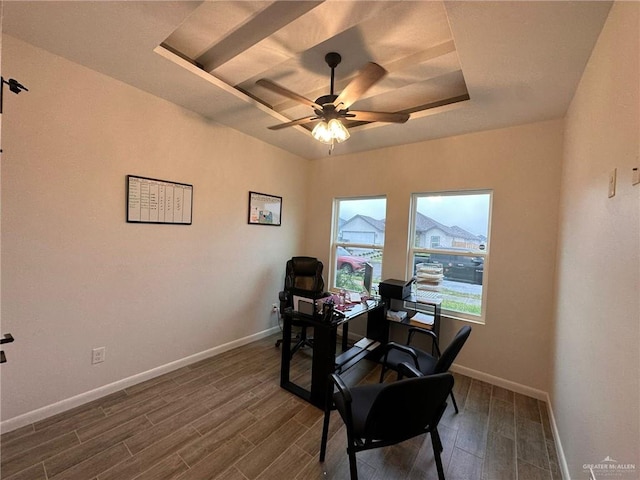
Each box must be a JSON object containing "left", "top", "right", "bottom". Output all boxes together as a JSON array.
[
  {"left": 451, "top": 364, "right": 568, "bottom": 479},
  {"left": 450, "top": 363, "right": 548, "bottom": 400},
  {"left": 342, "top": 330, "right": 570, "bottom": 478},
  {"left": 344, "top": 330, "right": 548, "bottom": 400},
  {"left": 11, "top": 327, "right": 570, "bottom": 478},
  {"left": 0, "top": 327, "right": 280, "bottom": 434},
  {"left": 543, "top": 392, "right": 570, "bottom": 480}
]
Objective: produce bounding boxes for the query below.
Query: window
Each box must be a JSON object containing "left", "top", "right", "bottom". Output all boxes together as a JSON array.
[
  {"left": 409, "top": 191, "right": 492, "bottom": 321},
  {"left": 331, "top": 197, "right": 386, "bottom": 293}
]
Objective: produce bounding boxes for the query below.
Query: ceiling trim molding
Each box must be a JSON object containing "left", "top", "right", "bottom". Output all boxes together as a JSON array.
[{"left": 153, "top": 44, "right": 313, "bottom": 138}]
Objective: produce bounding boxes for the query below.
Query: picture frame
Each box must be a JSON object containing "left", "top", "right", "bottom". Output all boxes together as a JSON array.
[
  {"left": 248, "top": 191, "right": 282, "bottom": 226},
  {"left": 127, "top": 175, "right": 193, "bottom": 225}
]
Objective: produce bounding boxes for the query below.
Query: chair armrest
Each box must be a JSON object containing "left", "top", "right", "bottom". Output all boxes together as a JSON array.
[
  {"left": 382, "top": 342, "right": 420, "bottom": 369},
  {"left": 407, "top": 327, "right": 442, "bottom": 356},
  {"left": 397, "top": 362, "right": 423, "bottom": 378},
  {"left": 328, "top": 373, "right": 355, "bottom": 438},
  {"left": 279, "top": 291, "right": 291, "bottom": 312},
  {"left": 330, "top": 373, "right": 352, "bottom": 404}
]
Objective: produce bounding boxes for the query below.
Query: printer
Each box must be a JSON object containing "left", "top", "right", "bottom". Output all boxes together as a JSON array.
[{"left": 379, "top": 278, "right": 413, "bottom": 300}]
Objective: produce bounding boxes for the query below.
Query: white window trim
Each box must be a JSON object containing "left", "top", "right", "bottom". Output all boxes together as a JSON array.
[
  {"left": 408, "top": 190, "right": 492, "bottom": 323},
  {"left": 330, "top": 196, "right": 386, "bottom": 291}
]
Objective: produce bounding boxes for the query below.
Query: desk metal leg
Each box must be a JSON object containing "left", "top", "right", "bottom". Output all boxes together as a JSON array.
[
  {"left": 279, "top": 303, "right": 385, "bottom": 410},
  {"left": 280, "top": 316, "right": 292, "bottom": 387},
  {"left": 310, "top": 324, "right": 337, "bottom": 409},
  {"left": 341, "top": 322, "right": 349, "bottom": 352}
]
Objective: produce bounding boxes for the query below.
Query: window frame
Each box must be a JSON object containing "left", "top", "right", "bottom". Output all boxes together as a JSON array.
[
  {"left": 330, "top": 196, "right": 386, "bottom": 292},
  {"left": 408, "top": 190, "right": 492, "bottom": 323}
]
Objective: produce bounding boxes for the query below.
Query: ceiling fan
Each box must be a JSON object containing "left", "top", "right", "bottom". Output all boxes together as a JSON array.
[{"left": 256, "top": 52, "right": 410, "bottom": 145}]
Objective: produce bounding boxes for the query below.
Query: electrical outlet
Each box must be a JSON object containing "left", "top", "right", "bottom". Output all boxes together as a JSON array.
[
  {"left": 272, "top": 303, "right": 278, "bottom": 313},
  {"left": 92, "top": 347, "right": 105, "bottom": 364},
  {"left": 608, "top": 168, "right": 617, "bottom": 198}
]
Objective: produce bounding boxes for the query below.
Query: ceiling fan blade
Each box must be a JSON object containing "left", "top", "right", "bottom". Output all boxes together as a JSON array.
[
  {"left": 256, "top": 79, "right": 323, "bottom": 111},
  {"left": 333, "top": 62, "right": 387, "bottom": 110},
  {"left": 348, "top": 110, "right": 410, "bottom": 124},
  {"left": 267, "top": 116, "right": 318, "bottom": 130}
]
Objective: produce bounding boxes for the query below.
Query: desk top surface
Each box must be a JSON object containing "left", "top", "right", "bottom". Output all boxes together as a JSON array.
[
  {"left": 285, "top": 299, "right": 382, "bottom": 326},
  {"left": 335, "top": 299, "right": 381, "bottom": 319}
]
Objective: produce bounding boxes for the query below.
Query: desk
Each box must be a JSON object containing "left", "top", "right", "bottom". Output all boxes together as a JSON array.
[
  {"left": 383, "top": 294, "right": 442, "bottom": 354},
  {"left": 280, "top": 300, "right": 386, "bottom": 409},
  {"left": 391, "top": 294, "right": 441, "bottom": 335}
]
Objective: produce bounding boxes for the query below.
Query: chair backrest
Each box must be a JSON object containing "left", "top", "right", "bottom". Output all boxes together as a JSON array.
[
  {"left": 434, "top": 325, "right": 472, "bottom": 374},
  {"left": 284, "top": 256, "right": 325, "bottom": 299},
  {"left": 364, "top": 373, "right": 454, "bottom": 442}
]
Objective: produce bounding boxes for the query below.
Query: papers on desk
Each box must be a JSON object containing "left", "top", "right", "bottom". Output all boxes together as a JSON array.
[
  {"left": 386, "top": 310, "right": 407, "bottom": 322},
  {"left": 293, "top": 295, "right": 316, "bottom": 315},
  {"left": 348, "top": 292, "right": 361, "bottom": 303},
  {"left": 409, "top": 312, "right": 434, "bottom": 329}
]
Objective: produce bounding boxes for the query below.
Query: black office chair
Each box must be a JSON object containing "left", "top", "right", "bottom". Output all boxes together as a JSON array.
[
  {"left": 379, "top": 325, "right": 471, "bottom": 413},
  {"left": 275, "top": 256, "right": 328, "bottom": 357},
  {"left": 320, "top": 365, "right": 454, "bottom": 480}
]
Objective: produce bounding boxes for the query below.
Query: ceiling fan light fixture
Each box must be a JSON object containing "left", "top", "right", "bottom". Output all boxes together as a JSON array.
[
  {"left": 312, "top": 121, "right": 332, "bottom": 144},
  {"left": 312, "top": 119, "right": 350, "bottom": 144},
  {"left": 259, "top": 52, "right": 402, "bottom": 145},
  {"left": 328, "top": 118, "right": 350, "bottom": 143}
]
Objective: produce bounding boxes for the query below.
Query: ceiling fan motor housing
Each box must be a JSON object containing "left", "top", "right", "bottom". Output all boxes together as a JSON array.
[
  {"left": 314, "top": 94, "right": 341, "bottom": 117},
  {"left": 259, "top": 50, "right": 407, "bottom": 132}
]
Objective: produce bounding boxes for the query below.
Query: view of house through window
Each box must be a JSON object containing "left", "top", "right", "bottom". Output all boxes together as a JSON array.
[
  {"left": 331, "top": 197, "right": 386, "bottom": 293},
  {"left": 409, "top": 191, "right": 492, "bottom": 321}
]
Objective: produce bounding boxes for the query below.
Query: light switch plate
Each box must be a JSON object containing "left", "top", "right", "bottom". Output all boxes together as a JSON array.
[{"left": 608, "top": 168, "right": 616, "bottom": 198}]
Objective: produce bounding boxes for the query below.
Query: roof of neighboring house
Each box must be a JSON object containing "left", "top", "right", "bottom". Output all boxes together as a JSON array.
[
  {"left": 415, "top": 212, "right": 480, "bottom": 241},
  {"left": 340, "top": 212, "right": 479, "bottom": 241},
  {"left": 342, "top": 214, "right": 385, "bottom": 232}
]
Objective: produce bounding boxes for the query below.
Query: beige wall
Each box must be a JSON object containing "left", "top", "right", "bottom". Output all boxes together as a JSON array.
[
  {"left": 305, "top": 119, "right": 564, "bottom": 393},
  {"left": 553, "top": 2, "right": 640, "bottom": 477},
  {"left": 3, "top": 7, "right": 638, "bottom": 477},
  {"left": 0, "top": 36, "right": 309, "bottom": 422}
]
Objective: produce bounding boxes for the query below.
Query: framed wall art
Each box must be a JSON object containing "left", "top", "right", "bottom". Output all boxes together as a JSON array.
[
  {"left": 248, "top": 191, "right": 282, "bottom": 226},
  {"left": 127, "top": 175, "right": 193, "bottom": 224}
]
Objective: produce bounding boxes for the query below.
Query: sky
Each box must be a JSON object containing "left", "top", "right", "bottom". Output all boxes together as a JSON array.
[{"left": 339, "top": 193, "right": 491, "bottom": 236}]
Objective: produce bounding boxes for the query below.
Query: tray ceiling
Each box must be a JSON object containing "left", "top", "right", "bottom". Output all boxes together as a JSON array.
[{"left": 2, "top": 1, "right": 612, "bottom": 159}]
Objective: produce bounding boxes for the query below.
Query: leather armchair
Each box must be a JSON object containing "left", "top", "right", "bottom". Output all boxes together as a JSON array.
[{"left": 276, "top": 256, "right": 329, "bottom": 356}]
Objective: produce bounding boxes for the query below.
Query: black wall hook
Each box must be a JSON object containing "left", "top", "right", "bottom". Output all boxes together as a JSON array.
[
  {"left": 0, "top": 76, "right": 28, "bottom": 114},
  {"left": 1, "top": 333, "right": 15, "bottom": 364}
]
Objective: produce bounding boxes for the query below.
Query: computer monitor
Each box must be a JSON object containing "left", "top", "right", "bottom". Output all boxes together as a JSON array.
[{"left": 363, "top": 262, "right": 373, "bottom": 295}]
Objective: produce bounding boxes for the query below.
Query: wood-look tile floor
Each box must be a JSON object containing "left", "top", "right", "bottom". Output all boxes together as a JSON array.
[{"left": 1, "top": 334, "right": 561, "bottom": 480}]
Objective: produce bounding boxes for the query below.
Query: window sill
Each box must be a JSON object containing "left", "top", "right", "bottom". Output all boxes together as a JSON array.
[{"left": 441, "top": 312, "right": 485, "bottom": 326}]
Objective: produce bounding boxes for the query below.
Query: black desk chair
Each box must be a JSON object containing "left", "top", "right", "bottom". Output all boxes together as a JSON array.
[
  {"left": 320, "top": 364, "right": 454, "bottom": 480},
  {"left": 379, "top": 325, "right": 471, "bottom": 413},
  {"left": 275, "top": 256, "right": 328, "bottom": 357}
]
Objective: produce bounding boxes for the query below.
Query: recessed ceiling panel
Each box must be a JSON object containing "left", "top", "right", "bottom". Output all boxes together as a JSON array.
[
  {"left": 3, "top": 0, "right": 612, "bottom": 159},
  {"left": 161, "top": 0, "right": 469, "bottom": 138}
]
